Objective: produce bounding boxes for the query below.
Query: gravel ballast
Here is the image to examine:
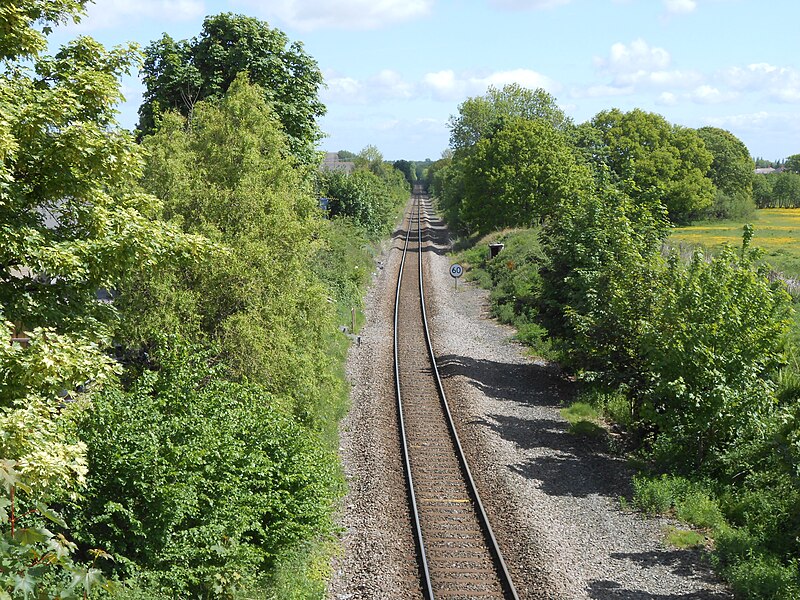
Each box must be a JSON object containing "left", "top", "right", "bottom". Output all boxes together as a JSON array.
[{"left": 327, "top": 201, "right": 732, "bottom": 599}]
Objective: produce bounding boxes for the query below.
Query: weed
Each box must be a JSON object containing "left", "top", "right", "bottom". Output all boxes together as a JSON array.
[
  {"left": 665, "top": 527, "right": 706, "bottom": 549},
  {"left": 561, "top": 401, "right": 605, "bottom": 437}
]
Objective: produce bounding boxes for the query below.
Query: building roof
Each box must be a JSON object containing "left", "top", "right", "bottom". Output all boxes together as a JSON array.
[{"left": 320, "top": 152, "right": 355, "bottom": 174}]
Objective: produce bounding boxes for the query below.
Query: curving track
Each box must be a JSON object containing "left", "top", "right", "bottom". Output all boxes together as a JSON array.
[{"left": 393, "top": 190, "right": 519, "bottom": 600}]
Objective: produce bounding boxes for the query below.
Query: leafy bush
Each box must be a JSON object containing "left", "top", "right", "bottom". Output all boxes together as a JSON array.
[
  {"left": 631, "top": 474, "right": 720, "bottom": 524},
  {"left": 715, "top": 532, "right": 800, "bottom": 600},
  {"left": 665, "top": 527, "right": 706, "bottom": 549},
  {"left": 128, "top": 77, "right": 338, "bottom": 427},
  {"left": 539, "top": 184, "right": 666, "bottom": 388},
  {"left": 320, "top": 169, "right": 403, "bottom": 237},
  {"left": 641, "top": 240, "right": 791, "bottom": 472},
  {"left": 67, "top": 344, "right": 341, "bottom": 598},
  {"left": 675, "top": 491, "right": 725, "bottom": 529},
  {"left": 577, "top": 385, "right": 633, "bottom": 429}
]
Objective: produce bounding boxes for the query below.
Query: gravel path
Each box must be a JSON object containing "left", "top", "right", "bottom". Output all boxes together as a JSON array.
[{"left": 327, "top": 200, "right": 732, "bottom": 600}]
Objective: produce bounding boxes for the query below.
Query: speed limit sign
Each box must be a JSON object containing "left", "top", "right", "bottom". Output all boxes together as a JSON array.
[{"left": 450, "top": 263, "right": 464, "bottom": 278}]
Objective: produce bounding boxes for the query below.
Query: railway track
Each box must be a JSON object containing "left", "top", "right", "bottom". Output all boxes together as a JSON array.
[{"left": 393, "top": 191, "right": 519, "bottom": 600}]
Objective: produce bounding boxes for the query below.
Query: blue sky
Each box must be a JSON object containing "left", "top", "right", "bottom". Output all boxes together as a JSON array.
[{"left": 49, "top": 0, "right": 800, "bottom": 162}]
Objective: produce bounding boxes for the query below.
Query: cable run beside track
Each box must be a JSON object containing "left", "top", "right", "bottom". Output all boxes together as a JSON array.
[{"left": 393, "top": 189, "right": 519, "bottom": 600}]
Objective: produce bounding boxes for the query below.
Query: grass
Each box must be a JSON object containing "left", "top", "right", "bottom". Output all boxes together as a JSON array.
[
  {"left": 670, "top": 208, "right": 800, "bottom": 277},
  {"left": 560, "top": 401, "right": 605, "bottom": 437},
  {"left": 666, "top": 527, "right": 707, "bottom": 549}
]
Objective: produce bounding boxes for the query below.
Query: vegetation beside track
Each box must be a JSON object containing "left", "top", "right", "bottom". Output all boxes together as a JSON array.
[
  {"left": 0, "top": 6, "right": 408, "bottom": 597},
  {"left": 439, "top": 82, "right": 800, "bottom": 598}
]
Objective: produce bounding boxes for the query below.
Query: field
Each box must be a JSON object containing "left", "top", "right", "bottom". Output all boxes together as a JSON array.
[{"left": 669, "top": 209, "right": 800, "bottom": 278}]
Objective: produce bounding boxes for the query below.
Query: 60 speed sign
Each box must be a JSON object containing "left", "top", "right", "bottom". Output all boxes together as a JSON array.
[{"left": 449, "top": 263, "right": 464, "bottom": 278}]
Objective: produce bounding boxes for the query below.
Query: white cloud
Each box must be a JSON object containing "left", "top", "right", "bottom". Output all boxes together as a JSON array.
[
  {"left": 252, "top": 0, "right": 433, "bottom": 31},
  {"left": 371, "top": 69, "right": 415, "bottom": 99},
  {"left": 663, "top": 0, "right": 697, "bottom": 15},
  {"left": 322, "top": 69, "right": 415, "bottom": 104},
  {"left": 423, "top": 70, "right": 460, "bottom": 100},
  {"left": 588, "top": 39, "right": 703, "bottom": 99},
  {"left": 595, "top": 39, "right": 671, "bottom": 74},
  {"left": 657, "top": 92, "right": 679, "bottom": 105},
  {"left": 688, "top": 84, "right": 737, "bottom": 104},
  {"left": 722, "top": 63, "right": 800, "bottom": 103},
  {"left": 488, "top": 0, "right": 572, "bottom": 10},
  {"left": 423, "top": 68, "right": 560, "bottom": 101},
  {"left": 574, "top": 84, "right": 635, "bottom": 99},
  {"left": 322, "top": 74, "right": 366, "bottom": 104},
  {"left": 69, "top": 0, "right": 205, "bottom": 30}
]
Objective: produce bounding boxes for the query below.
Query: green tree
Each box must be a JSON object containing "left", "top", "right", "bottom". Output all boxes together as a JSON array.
[
  {"left": 772, "top": 172, "right": 800, "bottom": 207},
  {"left": 1, "top": 2, "right": 209, "bottom": 595},
  {"left": 753, "top": 173, "right": 775, "bottom": 208},
  {"left": 125, "top": 75, "right": 336, "bottom": 422},
  {"left": 784, "top": 153, "right": 800, "bottom": 174},
  {"left": 459, "top": 116, "right": 591, "bottom": 233},
  {"left": 393, "top": 159, "right": 417, "bottom": 187},
  {"left": 587, "top": 108, "right": 715, "bottom": 222},
  {"left": 441, "top": 84, "right": 573, "bottom": 232},
  {"left": 139, "top": 13, "right": 325, "bottom": 163},
  {"left": 320, "top": 169, "right": 398, "bottom": 236},
  {"left": 697, "top": 127, "right": 755, "bottom": 218},
  {"left": 539, "top": 182, "right": 667, "bottom": 390},
  {"left": 449, "top": 84, "right": 571, "bottom": 153}
]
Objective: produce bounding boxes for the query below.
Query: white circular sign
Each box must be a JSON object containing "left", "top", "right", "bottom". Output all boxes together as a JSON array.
[{"left": 449, "top": 263, "right": 464, "bottom": 278}]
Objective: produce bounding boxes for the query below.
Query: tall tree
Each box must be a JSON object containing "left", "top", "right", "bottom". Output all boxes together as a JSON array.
[
  {"left": 459, "top": 116, "right": 591, "bottom": 233},
  {"left": 697, "top": 126, "right": 754, "bottom": 199},
  {"left": 696, "top": 126, "right": 755, "bottom": 218},
  {"left": 449, "top": 84, "right": 571, "bottom": 153},
  {"left": 784, "top": 153, "right": 800, "bottom": 174},
  {"left": 126, "top": 75, "right": 334, "bottom": 417},
  {"left": 588, "top": 108, "right": 715, "bottom": 222},
  {"left": 1, "top": 2, "right": 209, "bottom": 594},
  {"left": 138, "top": 13, "right": 326, "bottom": 163}
]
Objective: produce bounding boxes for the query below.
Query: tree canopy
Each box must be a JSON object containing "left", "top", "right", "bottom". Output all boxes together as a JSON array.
[
  {"left": 1, "top": 4, "right": 213, "bottom": 595},
  {"left": 448, "top": 83, "right": 571, "bottom": 154},
  {"left": 459, "top": 115, "right": 591, "bottom": 233},
  {"left": 138, "top": 13, "right": 325, "bottom": 163},
  {"left": 697, "top": 126, "right": 754, "bottom": 201},
  {"left": 588, "top": 108, "right": 715, "bottom": 222}
]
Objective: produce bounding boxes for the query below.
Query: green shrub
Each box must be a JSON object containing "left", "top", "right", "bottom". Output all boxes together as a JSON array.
[
  {"left": 68, "top": 344, "right": 341, "bottom": 598},
  {"left": 719, "top": 549, "right": 800, "bottom": 600},
  {"left": 675, "top": 491, "right": 725, "bottom": 529},
  {"left": 631, "top": 474, "right": 721, "bottom": 526},
  {"left": 320, "top": 169, "right": 401, "bottom": 237},
  {"left": 641, "top": 242, "right": 791, "bottom": 472},
  {"left": 632, "top": 474, "right": 679, "bottom": 514},
  {"left": 577, "top": 386, "right": 633, "bottom": 429}
]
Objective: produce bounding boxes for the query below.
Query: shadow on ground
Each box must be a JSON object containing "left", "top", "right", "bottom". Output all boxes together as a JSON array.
[
  {"left": 588, "top": 577, "right": 731, "bottom": 599},
  {"left": 438, "top": 353, "right": 629, "bottom": 500}
]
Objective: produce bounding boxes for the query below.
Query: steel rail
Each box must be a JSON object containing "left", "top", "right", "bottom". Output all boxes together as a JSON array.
[
  {"left": 394, "top": 189, "right": 519, "bottom": 599},
  {"left": 394, "top": 194, "right": 434, "bottom": 599}
]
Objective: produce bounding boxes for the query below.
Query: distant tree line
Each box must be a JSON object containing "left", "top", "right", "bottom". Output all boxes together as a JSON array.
[{"left": 753, "top": 154, "right": 800, "bottom": 208}]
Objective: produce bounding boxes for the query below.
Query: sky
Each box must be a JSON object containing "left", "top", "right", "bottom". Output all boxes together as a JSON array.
[{"left": 48, "top": 0, "right": 800, "bottom": 162}]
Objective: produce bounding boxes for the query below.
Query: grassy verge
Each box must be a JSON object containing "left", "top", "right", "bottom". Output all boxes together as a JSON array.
[{"left": 455, "top": 228, "right": 555, "bottom": 359}]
